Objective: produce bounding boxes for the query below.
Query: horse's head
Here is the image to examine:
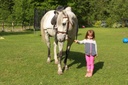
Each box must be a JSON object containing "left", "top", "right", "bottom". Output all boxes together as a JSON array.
[{"left": 56, "top": 10, "right": 70, "bottom": 42}]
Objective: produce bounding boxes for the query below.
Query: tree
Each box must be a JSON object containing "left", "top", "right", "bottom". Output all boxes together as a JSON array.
[
  {"left": 1, "top": 0, "right": 128, "bottom": 28},
  {"left": 108, "top": 0, "right": 128, "bottom": 26},
  {"left": 0, "top": 0, "right": 14, "bottom": 22},
  {"left": 12, "top": 0, "right": 35, "bottom": 28}
]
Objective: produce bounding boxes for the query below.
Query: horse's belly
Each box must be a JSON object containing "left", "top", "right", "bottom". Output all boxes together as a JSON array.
[
  {"left": 43, "top": 17, "right": 53, "bottom": 29},
  {"left": 43, "top": 24, "right": 53, "bottom": 29}
]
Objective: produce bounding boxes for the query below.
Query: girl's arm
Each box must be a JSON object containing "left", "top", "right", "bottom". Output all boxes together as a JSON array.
[
  {"left": 74, "top": 39, "right": 87, "bottom": 44},
  {"left": 95, "top": 41, "right": 98, "bottom": 56}
]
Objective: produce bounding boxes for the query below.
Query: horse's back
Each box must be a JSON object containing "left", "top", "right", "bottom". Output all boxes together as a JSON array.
[{"left": 41, "top": 10, "right": 55, "bottom": 30}]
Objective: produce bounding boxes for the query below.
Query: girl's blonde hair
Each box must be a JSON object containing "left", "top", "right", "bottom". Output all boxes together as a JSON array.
[{"left": 85, "top": 30, "right": 95, "bottom": 39}]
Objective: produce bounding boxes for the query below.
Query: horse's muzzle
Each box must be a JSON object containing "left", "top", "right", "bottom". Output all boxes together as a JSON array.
[{"left": 56, "top": 33, "right": 66, "bottom": 42}]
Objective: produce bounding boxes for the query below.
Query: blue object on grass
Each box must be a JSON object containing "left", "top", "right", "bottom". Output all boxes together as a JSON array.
[{"left": 123, "top": 38, "right": 128, "bottom": 43}]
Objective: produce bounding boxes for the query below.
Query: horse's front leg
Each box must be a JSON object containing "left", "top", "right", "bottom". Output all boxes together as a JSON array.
[
  {"left": 57, "top": 42, "right": 64, "bottom": 75},
  {"left": 53, "top": 41, "right": 58, "bottom": 64},
  {"left": 64, "top": 39, "right": 74, "bottom": 71},
  {"left": 64, "top": 47, "right": 70, "bottom": 70}
]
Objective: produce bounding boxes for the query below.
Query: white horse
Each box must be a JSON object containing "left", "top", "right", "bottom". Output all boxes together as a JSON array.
[{"left": 41, "top": 7, "right": 78, "bottom": 75}]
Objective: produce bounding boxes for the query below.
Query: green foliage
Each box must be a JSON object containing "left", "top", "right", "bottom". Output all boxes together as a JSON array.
[
  {"left": 112, "top": 22, "right": 122, "bottom": 28},
  {"left": 12, "top": 0, "right": 34, "bottom": 23},
  {"left": 0, "top": 0, "right": 13, "bottom": 21},
  {"left": 94, "top": 21, "right": 102, "bottom": 27},
  {"left": 1, "top": 0, "right": 128, "bottom": 27},
  {"left": 106, "top": 17, "right": 113, "bottom": 27},
  {"left": 108, "top": 0, "right": 128, "bottom": 25}
]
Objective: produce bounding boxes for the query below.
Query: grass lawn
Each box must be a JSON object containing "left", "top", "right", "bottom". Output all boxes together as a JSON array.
[{"left": 0, "top": 28, "right": 128, "bottom": 85}]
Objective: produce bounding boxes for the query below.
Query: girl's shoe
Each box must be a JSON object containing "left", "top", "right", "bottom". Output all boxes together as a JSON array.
[
  {"left": 85, "top": 71, "right": 93, "bottom": 77},
  {"left": 85, "top": 73, "right": 89, "bottom": 77},
  {"left": 87, "top": 72, "right": 92, "bottom": 77},
  {"left": 85, "top": 71, "right": 90, "bottom": 77},
  {"left": 88, "top": 71, "right": 93, "bottom": 77}
]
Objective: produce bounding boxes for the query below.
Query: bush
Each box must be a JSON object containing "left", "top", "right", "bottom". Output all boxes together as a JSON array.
[
  {"left": 101, "top": 21, "right": 107, "bottom": 27},
  {"left": 94, "top": 20, "right": 101, "bottom": 27},
  {"left": 112, "top": 22, "right": 122, "bottom": 28}
]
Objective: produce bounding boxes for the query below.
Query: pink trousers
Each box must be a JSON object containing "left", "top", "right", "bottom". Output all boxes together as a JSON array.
[{"left": 85, "top": 55, "right": 95, "bottom": 71}]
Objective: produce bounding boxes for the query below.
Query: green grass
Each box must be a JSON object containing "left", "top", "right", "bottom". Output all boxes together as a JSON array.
[{"left": 0, "top": 28, "right": 128, "bottom": 85}]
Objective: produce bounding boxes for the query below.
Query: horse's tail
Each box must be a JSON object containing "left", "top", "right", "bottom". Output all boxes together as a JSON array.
[{"left": 40, "top": 19, "right": 46, "bottom": 42}]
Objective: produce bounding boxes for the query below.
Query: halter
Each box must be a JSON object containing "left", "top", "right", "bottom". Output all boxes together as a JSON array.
[{"left": 56, "top": 13, "right": 72, "bottom": 35}]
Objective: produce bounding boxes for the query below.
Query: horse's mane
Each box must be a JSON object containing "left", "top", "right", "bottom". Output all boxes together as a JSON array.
[
  {"left": 64, "top": 7, "right": 78, "bottom": 39},
  {"left": 63, "top": 7, "right": 77, "bottom": 26},
  {"left": 64, "top": 7, "right": 72, "bottom": 12}
]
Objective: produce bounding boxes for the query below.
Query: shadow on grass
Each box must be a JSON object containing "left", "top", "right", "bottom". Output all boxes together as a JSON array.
[
  {"left": 77, "top": 33, "right": 82, "bottom": 36},
  {"left": 62, "top": 51, "right": 104, "bottom": 74},
  {"left": 93, "top": 61, "right": 104, "bottom": 74},
  {"left": 0, "top": 29, "right": 37, "bottom": 36},
  {"left": 66, "top": 51, "right": 85, "bottom": 68}
]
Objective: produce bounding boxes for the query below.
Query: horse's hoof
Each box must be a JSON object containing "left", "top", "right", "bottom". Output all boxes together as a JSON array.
[
  {"left": 65, "top": 67, "right": 68, "bottom": 71},
  {"left": 47, "top": 58, "right": 51, "bottom": 63},
  {"left": 58, "top": 70, "right": 63, "bottom": 75},
  {"left": 55, "top": 60, "right": 58, "bottom": 64},
  {"left": 47, "top": 61, "right": 50, "bottom": 63},
  {"left": 64, "top": 65, "right": 68, "bottom": 71}
]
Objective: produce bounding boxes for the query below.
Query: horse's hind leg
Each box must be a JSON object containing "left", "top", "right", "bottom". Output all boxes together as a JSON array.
[
  {"left": 47, "top": 46, "right": 51, "bottom": 63},
  {"left": 44, "top": 31, "right": 51, "bottom": 63}
]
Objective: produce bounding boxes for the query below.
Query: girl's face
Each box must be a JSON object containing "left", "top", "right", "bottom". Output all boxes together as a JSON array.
[
  {"left": 85, "top": 30, "right": 95, "bottom": 39},
  {"left": 87, "top": 32, "right": 93, "bottom": 39},
  {"left": 87, "top": 35, "right": 93, "bottom": 39}
]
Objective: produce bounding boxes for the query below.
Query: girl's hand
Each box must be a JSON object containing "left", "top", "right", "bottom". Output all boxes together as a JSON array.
[
  {"left": 95, "top": 54, "right": 98, "bottom": 58},
  {"left": 74, "top": 40, "right": 78, "bottom": 43}
]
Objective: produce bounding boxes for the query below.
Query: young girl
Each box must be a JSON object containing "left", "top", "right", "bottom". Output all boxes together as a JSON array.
[{"left": 74, "top": 30, "right": 98, "bottom": 77}]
